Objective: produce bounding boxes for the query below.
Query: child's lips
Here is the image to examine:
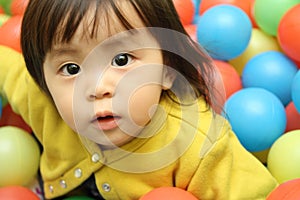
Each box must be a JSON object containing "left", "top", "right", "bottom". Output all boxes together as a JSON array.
[{"left": 92, "top": 114, "right": 121, "bottom": 131}]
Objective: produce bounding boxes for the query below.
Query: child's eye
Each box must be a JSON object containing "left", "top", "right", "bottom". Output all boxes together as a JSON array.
[
  {"left": 112, "top": 53, "right": 133, "bottom": 67},
  {"left": 60, "top": 63, "right": 81, "bottom": 76}
]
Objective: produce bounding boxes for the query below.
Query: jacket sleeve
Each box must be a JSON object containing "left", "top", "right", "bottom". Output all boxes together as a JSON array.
[{"left": 187, "top": 118, "right": 278, "bottom": 200}]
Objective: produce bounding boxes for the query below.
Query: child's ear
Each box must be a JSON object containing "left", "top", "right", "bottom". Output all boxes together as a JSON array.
[{"left": 162, "top": 68, "right": 177, "bottom": 90}]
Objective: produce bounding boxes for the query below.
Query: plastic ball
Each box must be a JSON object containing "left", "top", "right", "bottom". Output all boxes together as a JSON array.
[
  {"left": 0, "top": 0, "right": 12, "bottom": 14},
  {"left": 214, "top": 60, "right": 242, "bottom": 99},
  {"left": 140, "top": 187, "right": 198, "bottom": 200},
  {"left": 173, "top": 0, "right": 195, "bottom": 25},
  {"left": 292, "top": 70, "right": 300, "bottom": 113},
  {"left": 197, "top": 5, "right": 252, "bottom": 61},
  {"left": 0, "top": 6, "right": 4, "bottom": 14},
  {"left": 268, "top": 130, "right": 300, "bottom": 183},
  {"left": 278, "top": 4, "right": 300, "bottom": 62},
  {"left": 0, "top": 15, "right": 22, "bottom": 52},
  {"left": 63, "top": 196, "right": 94, "bottom": 200},
  {"left": 0, "top": 104, "right": 32, "bottom": 133},
  {"left": 267, "top": 178, "right": 300, "bottom": 200},
  {"left": 242, "top": 51, "right": 298, "bottom": 106},
  {"left": 199, "top": 0, "right": 255, "bottom": 26},
  {"left": 285, "top": 102, "right": 300, "bottom": 132},
  {"left": 0, "top": 126, "right": 40, "bottom": 187},
  {"left": 10, "top": 0, "right": 28, "bottom": 16},
  {"left": 223, "top": 88, "right": 286, "bottom": 152},
  {"left": 0, "top": 186, "right": 39, "bottom": 200},
  {"left": 254, "top": 0, "right": 300, "bottom": 36},
  {"left": 229, "top": 28, "right": 281, "bottom": 75}
]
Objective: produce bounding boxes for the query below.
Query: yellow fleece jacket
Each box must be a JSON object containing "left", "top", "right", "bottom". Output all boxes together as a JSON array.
[{"left": 0, "top": 45, "right": 278, "bottom": 199}]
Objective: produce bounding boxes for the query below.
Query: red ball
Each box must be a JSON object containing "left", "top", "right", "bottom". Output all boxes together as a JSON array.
[
  {"left": 10, "top": 0, "right": 29, "bottom": 16},
  {"left": 267, "top": 178, "right": 300, "bottom": 200},
  {"left": 278, "top": 4, "right": 300, "bottom": 61},
  {"left": 140, "top": 187, "right": 198, "bottom": 200},
  {"left": 0, "top": 186, "right": 40, "bottom": 200},
  {"left": 199, "top": 0, "right": 256, "bottom": 27},
  {"left": 173, "top": 0, "right": 195, "bottom": 25},
  {"left": 214, "top": 60, "right": 242, "bottom": 99},
  {"left": 0, "top": 15, "right": 22, "bottom": 52},
  {"left": 285, "top": 102, "right": 300, "bottom": 132}
]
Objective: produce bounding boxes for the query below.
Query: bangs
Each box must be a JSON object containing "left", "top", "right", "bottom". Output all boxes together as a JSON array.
[{"left": 42, "top": 0, "right": 148, "bottom": 53}]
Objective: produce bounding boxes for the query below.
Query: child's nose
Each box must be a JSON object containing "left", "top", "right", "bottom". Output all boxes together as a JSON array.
[{"left": 87, "top": 71, "right": 115, "bottom": 100}]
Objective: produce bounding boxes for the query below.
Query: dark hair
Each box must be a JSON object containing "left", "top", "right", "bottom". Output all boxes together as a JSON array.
[{"left": 21, "top": 0, "right": 218, "bottom": 107}]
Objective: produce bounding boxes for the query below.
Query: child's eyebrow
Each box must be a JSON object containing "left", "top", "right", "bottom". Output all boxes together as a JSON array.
[{"left": 48, "top": 47, "right": 81, "bottom": 59}]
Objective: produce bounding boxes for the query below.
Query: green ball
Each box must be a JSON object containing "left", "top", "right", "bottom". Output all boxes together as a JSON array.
[
  {"left": 0, "top": 126, "right": 40, "bottom": 187},
  {"left": 0, "top": 0, "right": 12, "bottom": 15},
  {"left": 268, "top": 130, "right": 300, "bottom": 183},
  {"left": 254, "top": 0, "right": 300, "bottom": 36}
]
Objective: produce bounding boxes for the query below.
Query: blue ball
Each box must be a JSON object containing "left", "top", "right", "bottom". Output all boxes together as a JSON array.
[
  {"left": 292, "top": 70, "right": 300, "bottom": 113},
  {"left": 197, "top": 5, "right": 252, "bottom": 60},
  {"left": 242, "top": 51, "right": 298, "bottom": 106},
  {"left": 223, "top": 88, "right": 286, "bottom": 152}
]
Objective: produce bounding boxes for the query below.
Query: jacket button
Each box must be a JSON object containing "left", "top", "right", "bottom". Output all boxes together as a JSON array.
[
  {"left": 74, "top": 168, "right": 82, "bottom": 178},
  {"left": 102, "top": 183, "right": 111, "bottom": 192},
  {"left": 60, "top": 180, "right": 67, "bottom": 188},
  {"left": 92, "top": 153, "right": 100, "bottom": 163}
]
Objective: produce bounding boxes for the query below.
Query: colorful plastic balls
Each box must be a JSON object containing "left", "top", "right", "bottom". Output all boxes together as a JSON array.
[
  {"left": 214, "top": 60, "right": 242, "bottom": 100},
  {"left": 172, "top": 0, "right": 195, "bottom": 25},
  {"left": 10, "top": 0, "right": 28, "bottom": 16},
  {"left": 278, "top": 4, "right": 300, "bottom": 62},
  {"left": 291, "top": 70, "right": 300, "bottom": 113},
  {"left": 223, "top": 88, "right": 286, "bottom": 152},
  {"left": 197, "top": 5, "right": 252, "bottom": 61},
  {"left": 0, "top": 186, "right": 40, "bottom": 200},
  {"left": 0, "top": 126, "right": 40, "bottom": 187},
  {"left": 229, "top": 28, "right": 281, "bottom": 75},
  {"left": 267, "top": 178, "right": 300, "bottom": 200},
  {"left": 268, "top": 130, "right": 300, "bottom": 183},
  {"left": 285, "top": 102, "right": 300, "bottom": 132},
  {"left": 242, "top": 51, "right": 298, "bottom": 106},
  {"left": 254, "top": 0, "right": 300, "bottom": 36},
  {"left": 0, "top": 15, "right": 22, "bottom": 52},
  {"left": 140, "top": 187, "right": 198, "bottom": 200}
]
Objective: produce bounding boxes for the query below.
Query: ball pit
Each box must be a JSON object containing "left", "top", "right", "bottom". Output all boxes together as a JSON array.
[
  {"left": 197, "top": 4, "right": 252, "bottom": 60},
  {"left": 242, "top": 51, "right": 298, "bottom": 106},
  {"left": 223, "top": 88, "right": 286, "bottom": 152},
  {"left": 0, "top": 0, "right": 299, "bottom": 198}
]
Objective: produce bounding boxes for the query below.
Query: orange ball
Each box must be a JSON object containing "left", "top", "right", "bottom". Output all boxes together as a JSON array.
[
  {"left": 0, "top": 6, "right": 4, "bottom": 14},
  {"left": 285, "top": 102, "right": 300, "bottom": 132},
  {"left": 10, "top": 0, "right": 29, "bottom": 16},
  {"left": 172, "top": 0, "right": 195, "bottom": 25},
  {"left": 200, "top": 0, "right": 252, "bottom": 20},
  {"left": 278, "top": 4, "right": 300, "bottom": 61},
  {"left": 267, "top": 178, "right": 300, "bottom": 200},
  {"left": 214, "top": 60, "right": 242, "bottom": 99},
  {"left": 140, "top": 187, "right": 198, "bottom": 200},
  {"left": 0, "top": 15, "right": 22, "bottom": 52},
  {"left": 0, "top": 186, "right": 40, "bottom": 200}
]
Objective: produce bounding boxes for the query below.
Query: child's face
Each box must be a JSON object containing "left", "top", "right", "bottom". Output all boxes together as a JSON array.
[{"left": 43, "top": 2, "right": 175, "bottom": 149}]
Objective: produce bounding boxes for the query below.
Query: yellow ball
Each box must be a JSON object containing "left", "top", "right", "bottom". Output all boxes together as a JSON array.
[
  {"left": 229, "top": 28, "right": 281, "bottom": 75},
  {"left": 268, "top": 130, "right": 300, "bottom": 183},
  {"left": 0, "top": 126, "right": 40, "bottom": 187}
]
